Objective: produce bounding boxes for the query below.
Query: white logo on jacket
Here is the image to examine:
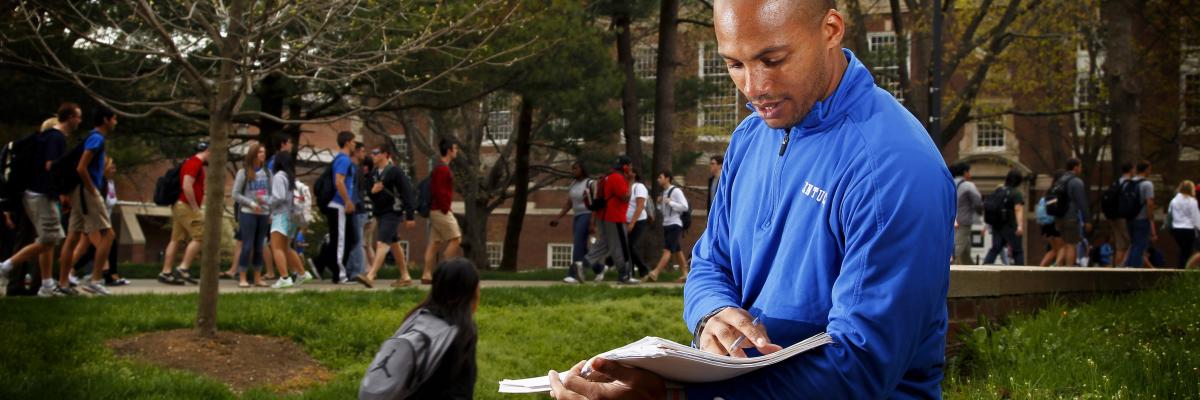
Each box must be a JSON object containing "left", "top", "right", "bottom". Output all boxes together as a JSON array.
[{"left": 802, "top": 181, "right": 828, "bottom": 205}]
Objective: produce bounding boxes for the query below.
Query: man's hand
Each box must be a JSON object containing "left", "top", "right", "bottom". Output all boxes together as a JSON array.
[
  {"left": 1016, "top": 225, "right": 1024, "bottom": 237},
  {"left": 549, "top": 219, "right": 560, "bottom": 227},
  {"left": 3, "top": 212, "right": 13, "bottom": 229},
  {"left": 345, "top": 202, "right": 356, "bottom": 214},
  {"left": 698, "top": 307, "right": 783, "bottom": 357},
  {"left": 548, "top": 358, "right": 666, "bottom": 400},
  {"left": 372, "top": 182, "right": 384, "bottom": 194},
  {"left": 404, "top": 220, "right": 416, "bottom": 229}
]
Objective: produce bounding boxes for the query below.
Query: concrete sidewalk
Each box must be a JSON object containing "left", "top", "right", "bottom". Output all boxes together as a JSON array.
[{"left": 97, "top": 279, "right": 684, "bottom": 295}]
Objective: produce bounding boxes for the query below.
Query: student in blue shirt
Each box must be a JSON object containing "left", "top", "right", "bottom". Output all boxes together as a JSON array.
[{"left": 550, "top": 1, "right": 954, "bottom": 399}]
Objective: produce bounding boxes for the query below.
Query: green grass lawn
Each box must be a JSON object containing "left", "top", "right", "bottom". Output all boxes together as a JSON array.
[
  {"left": 945, "top": 273, "right": 1200, "bottom": 399},
  {"left": 2, "top": 275, "right": 1196, "bottom": 399}
]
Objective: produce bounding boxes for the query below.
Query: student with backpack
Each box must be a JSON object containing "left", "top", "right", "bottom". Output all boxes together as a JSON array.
[
  {"left": 581, "top": 156, "right": 638, "bottom": 284},
  {"left": 422, "top": 138, "right": 463, "bottom": 285},
  {"left": 1048, "top": 159, "right": 1090, "bottom": 267},
  {"left": 982, "top": 169, "right": 1026, "bottom": 265},
  {"left": 158, "top": 141, "right": 209, "bottom": 285},
  {"left": 359, "top": 257, "right": 479, "bottom": 400},
  {"left": 1125, "top": 160, "right": 1157, "bottom": 267},
  {"left": 646, "top": 170, "right": 691, "bottom": 282},
  {"left": 358, "top": 146, "right": 418, "bottom": 289},
  {"left": 1101, "top": 163, "right": 1135, "bottom": 266},
  {"left": 549, "top": 161, "right": 598, "bottom": 284},
  {"left": 1037, "top": 171, "right": 1067, "bottom": 266},
  {"left": 55, "top": 107, "right": 118, "bottom": 296},
  {"left": 0, "top": 104, "right": 80, "bottom": 297},
  {"left": 952, "top": 162, "right": 982, "bottom": 264}
]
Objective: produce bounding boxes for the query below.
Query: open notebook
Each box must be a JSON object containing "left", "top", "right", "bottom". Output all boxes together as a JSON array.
[{"left": 499, "top": 332, "right": 832, "bottom": 394}]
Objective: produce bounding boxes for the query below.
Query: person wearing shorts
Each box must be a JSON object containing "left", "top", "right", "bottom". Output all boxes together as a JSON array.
[
  {"left": 358, "top": 146, "right": 417, "bottom": 288},
  {"left": 159, "top": 141, "right": 209, "bottom": 285},
  {"left": 422, "top": 139, "right": 462, "bottom": 284},
  {"left": 58, "top": 107, "right": 118, "bottom": 296},
  {"left": 267, "top": 151, "right": 310, "bottom": 288},
  {"left": 646, "top": 171, "right": 690, "bottom": 283}
]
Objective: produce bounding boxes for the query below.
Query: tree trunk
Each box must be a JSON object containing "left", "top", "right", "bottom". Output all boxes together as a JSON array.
[
  {"left": 463, "top": 197, "right": 492, "bottom": 270},
  {"left": 652, "top": 0, "right": 679, "bottom": 196},
  {"left": 844, "top": 0, "right": 870, "bottom": 54},
  {"left": 615, "top": 9, "right": 642, "bottom": 169},
  {"left": 889, "top": 0, "right": 915, "bottom": 112},
  {"left": 1101, "top": 0, "right": 1141, "bottom": 168},
  {"left": 500, "top": 97, "right": 533, "bottom": 271}
]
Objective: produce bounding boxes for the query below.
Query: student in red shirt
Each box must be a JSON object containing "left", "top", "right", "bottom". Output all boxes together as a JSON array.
[
  {"left": 423, "top": 138, "right": 462, "bottom": 284},
  {"left": 581, "top": 155, "right": 638, "bottom": 284},
  {"left": 159, "top": 141, "right": 209, "bottom": 285}
]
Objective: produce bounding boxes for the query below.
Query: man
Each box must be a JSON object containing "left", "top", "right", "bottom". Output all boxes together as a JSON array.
[
  {"left": 159, "top": 141, "right": 208, "bottom": 285},
  {"left": 1055, "top": 158, "right": 1090, "bottom": 267},
  {"left": 645, "top": 170, "right": 690, "bottom": 283},
  {"left": 1109, "top": 162, "right": 1134, "bottom": 266},
  {"left": 357, "top": 146, "right": 417, "bottom": 288},
  {"left": 953, "top": 162, "right": 982, "bottom": 264},
  {"left": 344, "top": 142, "right": 370, "bottom": 283},
  {"left": 58, "top": 107, "right": 119, "bottom": 296},
  {"left": 1126, "top": 160, "right": 1155, "bottom": 267},
  {"left": 581, "top": 156, "right": 638, "bottom": 285},
  {"left": 549, "top": 1, "right": 954, "bottom": 398},
  {"left": 325, "top": 131, "right": 359, "bottom": 283},
  {"left": 707, "top": 155, "right": 723, "bottom": 210},
  {"left": 983, "top": 169, "right": 1026, "bottom": 265},
  {"left": 0, "top": 103, "right": 80, "bottom": 296},
  {"left": 422, "top": 138, "right": 462, "bottom": 284}
]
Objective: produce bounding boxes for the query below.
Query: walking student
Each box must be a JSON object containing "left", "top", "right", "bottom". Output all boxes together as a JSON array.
[
  {"left": 550, "top": 161, "right": 596, "bottom": 284},
  {"left": 1167, "top": 180, "right": 1199, "bottom": 268},
  {"left": 625, "top": 170, "right": 651, "bottom": 277},
  {"left": 231, "top": 142, "right": 271, "bottom": 287},
  {"left": 324, "top": 131, "right": 359, "bottom": 283},
  {"left": 58, "top": 107, "right": 118, "bottom": 296},
  {"left": 359, "top": 146, "right": 417, "bottom": 288},
  {"left": 1054, "top": 158, "right": 1090, "bottom": 267},
  {"left": 983, "top": 169, "right": 1026, "bottom": 265},
  {"left": 1125, "top": 160, "right": 1156, "bottom": 267},
  {"left": 582, "top": 156, "right": 638, "bottom": 284},
  {"left": 423, "top": 138, "right": 462, "bottom": 284},
  {"left": 268, "top": 151, "right": 310, "bottom": 288},
  {"left": 952, "top": 162, "right": 982, "bottom": 264},
  {"left": 159, "top": 141, "right": 209, "bottom": 285},
  {"left": 646, "top": 170, "right": 690, "bottom": 282}
]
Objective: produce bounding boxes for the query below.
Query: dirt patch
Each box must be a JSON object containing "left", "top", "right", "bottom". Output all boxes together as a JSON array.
[{"left": 108, "top": 329, "right": 333, "bottom": 394}]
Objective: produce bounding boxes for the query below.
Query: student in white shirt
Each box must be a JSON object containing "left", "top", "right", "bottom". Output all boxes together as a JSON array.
[
  {"left": 625, "top": 170, "right": 651, "bottom": 277},
  {"left": 1168, "top": 180, "right": 1200, "bottom": 268},
  {"left": 646, "top": 170, "right": 691, "bottom": 282}
]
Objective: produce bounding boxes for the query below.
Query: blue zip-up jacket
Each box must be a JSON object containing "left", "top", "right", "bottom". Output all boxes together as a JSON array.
[{"left": 683, "top": 49, "right": 955, "bottom": 399}]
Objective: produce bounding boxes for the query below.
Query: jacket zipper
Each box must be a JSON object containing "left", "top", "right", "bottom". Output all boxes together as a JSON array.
[{"left": 761, "top": 129, "right": 792, "bottom": 230}]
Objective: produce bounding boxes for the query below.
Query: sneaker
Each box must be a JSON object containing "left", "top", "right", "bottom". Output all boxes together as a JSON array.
[
  {"left": 295, "top": 272, "right": 311, "bottom": 286},
  {"left": 271, "top": 277, "right": 294, "bottom": 289},
  {"left": 174, "top": 267, "right": 198, "bottom": 284},
  {"left": 157, "top": 272, "right": 184, "bottom": 285},
  {"left": 593, "top": 265, "right": 608, "bottom": 282},
  {"left": 618, "top": 277, "right": 640, "bottom": 285},
  {"left": 562, "top": 276, "right": 580, "bottom": 284},
  {"left": 37, "top": 285, "right": 56, "bottom": 297},
  {"left": 306, "top": 259, "right": 322, "bottom": 280},
  {"left": 80, "top": 281, "right": 111, "bottom": 296},
  {"left": 571, "top": 262, "right": 584, "bottom": 282},
  {"left": 54, "top": 286, "right": 79, "bottom": 296},
  {"left": 108, "top": 278, "right": 130, "bottom": 287},
  {"left": 68, "top": 274, "right": 80, "bottom": 287}
]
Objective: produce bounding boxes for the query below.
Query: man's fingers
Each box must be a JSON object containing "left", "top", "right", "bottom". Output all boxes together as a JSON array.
[
  {"left": 548, "top": 370, "right": 586, "bottom": 400},
  {"left": 591, "top": 357, "right": 653, "bottom": 384}
]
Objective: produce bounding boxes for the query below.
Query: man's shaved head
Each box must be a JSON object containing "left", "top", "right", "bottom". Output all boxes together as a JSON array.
[{"left": 713, "top": 0, "right": 846, "bottom": 128}]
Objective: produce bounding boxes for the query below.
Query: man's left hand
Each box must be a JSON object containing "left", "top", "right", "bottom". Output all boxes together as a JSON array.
[
  {"left": 404, "top": 220, "right": 416, "bottom": 229},
  {"left": 548, "top": 358, "right": 666, "bottom": 400}
]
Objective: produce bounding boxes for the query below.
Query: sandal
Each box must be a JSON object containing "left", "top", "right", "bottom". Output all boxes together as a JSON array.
[
  {"left": 219, "top": 271, "right": 236, "bottom": 280},
  {"left": 390, "top": 279, "right": 413, "bottom": 288},
  {"left": 420, "top": 278, "right": 432, "bottom": 285},
  {"left": 238, "top": 282, "right": 251, "bottom": 288},
  {"left": 254, "top": 281, "right": 270, "bottom": 287}
]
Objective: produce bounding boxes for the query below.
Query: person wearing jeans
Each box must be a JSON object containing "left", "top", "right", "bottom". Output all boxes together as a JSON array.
[
  {"left": 550, "top": 162, "right": 596, "bottom": 283},
  {"left": 583, "top": 156, "right": 638, "bottom": 284},
  {"left": 983, "top": 169, "right": 1026, "bottom": 265},
  {"left": 232, "top": 142, "right": 271, "bottom": 287},
  {"left": 1125, "top": 160, "right": 1156, "bottom": 267}
]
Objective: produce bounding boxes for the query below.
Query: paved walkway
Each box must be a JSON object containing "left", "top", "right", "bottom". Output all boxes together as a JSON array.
[{"left": 101, "top": 279, "right": 684, "bottom": 295}]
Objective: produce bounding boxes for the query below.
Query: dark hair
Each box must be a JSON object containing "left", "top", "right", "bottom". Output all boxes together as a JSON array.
[
  {"left": 1136, "top": 160, "right": 1150, "bottom": 173},
  {"left": 950, "top": 162, "right": 969, "bottom": 177},
  {"left": 336, "top": 131, "right": 356, "bottom": 148},
  {"left": 1065, "top": 158, "right": 1081, "bottom": 171},
  {"left": 91, "top": 106, "right": 115, "bottom": 128},
  {"left": 406, "top": 258, "right": 479, "bottom": 359},
  {"left": 273, "top": 150, "right": 296, "bottom": 198},
  {"left": 1004, "top": 169, "right": 1023, "bottom": 188},
  {"left": 438, "top": 138, "right": 458, "bottom": 156},
  {"left": 613, "top": 155, "right": 631, "bottom": 170},
  {"left": 1120, "top": 162, "right": 1133, "bottom": 174},
  {"left": 660, "top": 169, "right": 673, "bottom": 181},
  {"left": 355, "top": 142, "right": 365, "bottom": 151},
  {"left": 57, "top": 102, "right": 80, "bottom": 121},
  {"left": 374, "top": 146, "right": 391, "bottom": 156},
  {"left": 710, "top": 155, "right": 724, "bottom": 165},
  {"left": 572, "top": 161, "right": 588, "bottom": 179},
  {"left": 273, "top": 132, "right": 292, "bottom": 152}
]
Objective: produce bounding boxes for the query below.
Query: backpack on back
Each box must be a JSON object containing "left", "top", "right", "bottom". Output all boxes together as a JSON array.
[
  {"left": 983, "top": 186, "right": 1014, "bottom": 227},
  {"left": 313, "top": 165, "right": 336, "bottom": 214},
  {"left": 0, "top": 131, "right": 40, "bottom": 200},
  {"left": 1100, "top": 179, "right": 1125, "bottom": 220},
  {"left": 49, "top": 141, "right": 89, "bottom": 196},
  {"left": 153, "top": 161, "right": 185, "bottom": 206},
  {"left": 586, "top": 175, "right": 607, "bottom": 212},
  {"left": 1043, "top": 177, "right": 1072, "bottom": 218},
  {"left": 1035, "top": 196, "right": 1055, "bottom": 225},
  {"left": 359, "top": 308, "right": 460, "bottom": 400},
  {"left": 1117, "top": 178, "right": 1145, "bottom": 219},
  {"left": 667, "top": 186, "right": 693, "bottom": 231},
  {"left": 416, "top": 176, "right": 432, "bottom": 218}
]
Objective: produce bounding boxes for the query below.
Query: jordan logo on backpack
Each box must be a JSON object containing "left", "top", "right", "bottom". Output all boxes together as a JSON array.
[{"left": 369, "top": 349, "right": 396, "bottom": 378}]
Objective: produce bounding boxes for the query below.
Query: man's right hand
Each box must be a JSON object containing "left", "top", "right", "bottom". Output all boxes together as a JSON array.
[
  {"left": 549, "top": 219, "right": 559, "bottom": 227},
  {"left": 698, "top": 307, "right": 783, "bottom": 357},
  {"left": 345, "top": 202, "right": 356, "bottom": 214}
]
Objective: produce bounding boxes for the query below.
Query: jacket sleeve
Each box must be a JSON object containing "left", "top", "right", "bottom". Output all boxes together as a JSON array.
[
  {"left": 269, "top": 173, "right": 290, "bottom": 210},
  {"left": 683, "top": 166, "right": 740, "bottom": 337},
  {"left": 1070, "top": 178, "right": 1089, "bottom": 219},
  {"left": 395, "top": 168, "right": 417, "bottom": 220},
  {"left": 686, "top": 166, "right": 952, "bottom": 399},
  {"left": 667, "top": 188, "right": 689, "bottom": 213},
  {"left": 231, "top": 169, "right": 256, "bottom": 208}
]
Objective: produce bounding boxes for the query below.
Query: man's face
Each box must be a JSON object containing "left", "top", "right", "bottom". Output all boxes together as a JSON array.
[
  {"left": 372, "top": 150, "right": 387, "bottom": 166},
  {"left": 658, "top": 174, "right": 669, "bottom": 187},
  {"left": 714, "top": 0, "right": 839, "bottom": 129},
  {"left": 448, "top": 144, "right": 460, "bottom": 160},
  {"left": 709, "top": 160, "right": 721, "bottom": 177},
  {"left": 281, "top": 140, "right": 293, "bottom": 153},
  {"left": 104, "top": 115, "right": 118, "bottom": 131},
  {"left": 64, "top": 108, "right": 82, "bottom": 132}
]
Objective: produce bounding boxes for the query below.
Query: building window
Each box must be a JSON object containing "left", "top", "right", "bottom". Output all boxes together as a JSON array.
[
  {"left": 698, "top": 43, "right": 740, "bottom": 131},
  {"left": 635, "top": 46, "right": 657, "bottom": 79},
  {"left": 1185, "top": 73, "right": 1200, "bottom": 127},
  {"left": 389, "top": 135, "right": 410, "bottom": 172},
  {"left": 487, "top": 242, "right": 503, "bottom": 269},
  {"left": 975, "top": 117, "right": 1005, "bottom": 151},
  {"left": 640, "top": 100, "right": 655, "bottom": 139},
  {"left": 486, "top": 93, "right": 512, "bottom": 143},
  {"left": 547, "top": 243, "right": 573, "bottom": 269},
  {"left": 866, "top": 32, "right": 903, "bottom": 101}
]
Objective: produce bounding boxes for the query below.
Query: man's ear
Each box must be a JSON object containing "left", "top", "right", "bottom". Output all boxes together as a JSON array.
[{"left": 824, "top": 10, "right": 845, "bottom": 51}]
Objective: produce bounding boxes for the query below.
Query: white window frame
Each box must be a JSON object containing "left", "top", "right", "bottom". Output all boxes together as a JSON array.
[
  {"left": 697, "top": 42, "right": 740, "bottom": 131},
  {"left": 974, "top": 116, "right": 1006, "bottom": 152},
  {"left": 634, "top": 45, "right": 657, "bottom": 79},
  {"left": 487, "top": 242, "right": 503, "bottom": 269},
  {"left": 866, "top": 32, "right": 902, "bottom": 101},
  {"left": 547, "top": 243, "right": 574, "bottom": 269},
  {"left": 389, "top": 134, "right": 410, "bottom": 172},
  {"left": 485, "top": 93, "right": 513, "bottom": 145}
]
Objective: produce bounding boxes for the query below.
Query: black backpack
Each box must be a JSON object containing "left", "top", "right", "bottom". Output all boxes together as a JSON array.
[
  {"left": 1100, "top": 179, "right": 1124, "bottom": 220},
  {"left": 667, "top": 186, "right": 693, "bottom": 231},
  {"left": 49, "top": 141, "right": 91, "bottom": 195},
  {"left": 1043, "top": 177, "right": 1072, "bottom": 218},
  {"left": 152, "top": 161, "right": 185, "bottom": 206},
  {"left": 0, "top": 131, "right": 40, "bottom": 200},
  {"left": 416, "top": 176, "right": 432, "bottom": 218},
  {"left": 1117, "top": 178, "right": 1144, "bottom": 219},
  {"left": 586, "top": 176, "right": 607, "bottom": 212},
  {"left": 313, "top": 165, "right": 336, "bottom": 214},
  {"left": 359, "top": 308, "right": 460, "bottom": 400},
  {"left": 983, "top": 186, "right": 1014, "bottom": 227}
]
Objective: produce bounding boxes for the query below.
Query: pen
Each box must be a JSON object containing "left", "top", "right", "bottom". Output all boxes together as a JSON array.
[{"left": 727, "top": 316, "right": 762, "bottom": 355}]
